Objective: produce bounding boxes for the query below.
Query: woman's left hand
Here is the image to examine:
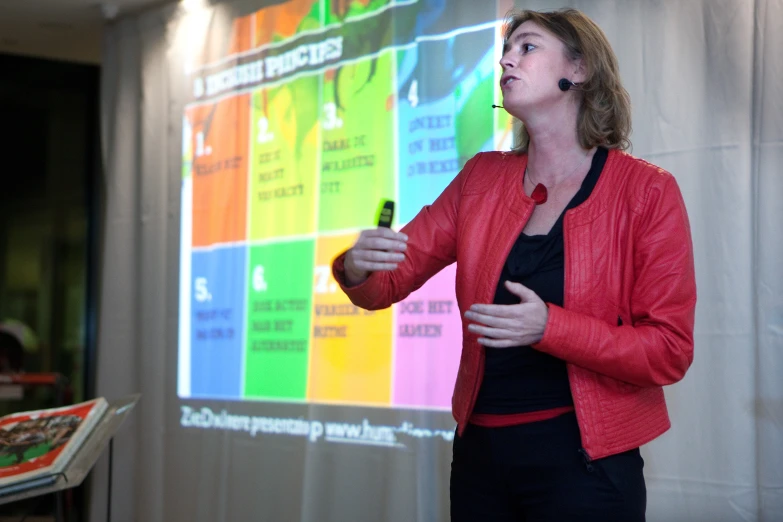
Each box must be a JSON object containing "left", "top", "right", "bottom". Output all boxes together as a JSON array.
[{"left": 464, "top": 281, "right": 549, "bottom": 347}]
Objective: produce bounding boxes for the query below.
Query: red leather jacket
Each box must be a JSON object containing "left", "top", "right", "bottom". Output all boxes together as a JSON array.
[{"left": 333, "top": 149, "right": 696, "bottom": 459}]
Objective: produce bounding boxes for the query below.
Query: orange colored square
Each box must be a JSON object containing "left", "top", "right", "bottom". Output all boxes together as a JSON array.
[{"left": 188, "top": 94, "right": 250, "bottom": 247}]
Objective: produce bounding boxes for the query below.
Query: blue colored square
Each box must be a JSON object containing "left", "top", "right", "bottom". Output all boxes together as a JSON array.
[{"left": 190, "top": 245, "right": 246, "bottom": 399}]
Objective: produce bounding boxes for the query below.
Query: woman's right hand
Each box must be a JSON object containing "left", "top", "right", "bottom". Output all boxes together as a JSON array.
[{"left": 343, "top": 228, "right": 409, "bottom": 286}]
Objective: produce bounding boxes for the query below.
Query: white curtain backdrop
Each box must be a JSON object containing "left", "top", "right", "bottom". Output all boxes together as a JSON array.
[{"left": 90, "top": 0, "right": 783, "bottom": 521}]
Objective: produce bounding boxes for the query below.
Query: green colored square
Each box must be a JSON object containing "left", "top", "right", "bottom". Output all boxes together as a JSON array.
[
  {"left": 244, "top": 239, "right": 315, "bottom": 400},
  {"left": 319, "top": 51, "right": 395, "bottom": 231}
]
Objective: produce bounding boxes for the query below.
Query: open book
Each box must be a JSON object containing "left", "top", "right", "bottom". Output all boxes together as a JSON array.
[{"left": 0, "top": 398, "right": 108, "bottom": 492}]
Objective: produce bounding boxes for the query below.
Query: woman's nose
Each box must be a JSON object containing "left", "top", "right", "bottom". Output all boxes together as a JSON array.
[{"left": 499, "top": 53, "right": 515, "bottom": 70}]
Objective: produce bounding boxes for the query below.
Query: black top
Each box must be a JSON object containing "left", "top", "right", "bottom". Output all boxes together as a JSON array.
[{"left": 472, "top": 147, "right": 608, "bottom": 415}]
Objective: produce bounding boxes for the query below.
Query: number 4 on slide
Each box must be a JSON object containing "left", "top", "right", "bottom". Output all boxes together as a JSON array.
[{"left": 408, "top": 79, "right": 419, "bottom": 108}]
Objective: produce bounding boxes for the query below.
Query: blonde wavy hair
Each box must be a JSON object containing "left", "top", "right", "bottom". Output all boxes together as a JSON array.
[{"left": 503, "top": 9, "right": 632, "bottom": 154}]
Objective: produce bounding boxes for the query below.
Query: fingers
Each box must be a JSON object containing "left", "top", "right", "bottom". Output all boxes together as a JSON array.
[
  {"left": 463, "top": 310, "right": 515, "bottom": 329},
  {"left": 504, "top": 280, "right": 539, "bottom": 302},
  {"left": 356, "top": 228, "right": 408, "bottom": 253},
  {"left": 350, "top": 248, "right": 406, "bottom": 272},
  {"left": 476, "top": 337, "right": 521, "bottom": 348},
  {"left": 466, "top": 323, "right": 515, "bottom": 339},
  {"left": 464, "top": 301, "right": 542, "bottom": 348},
  {"left": 468, "top": 304, "right": 518, "bottom": 318},
  {"left": 351, "top": 262, "right": 400, "bottom": 272},
  {"left": 367, "top": 227, "right": 408, "bottom": 242},
  {"left": 467, "top": 323, "right": 526, "bottom": 348},
  {"left": 467, "top": 322, "right": 538, "bottom": 348},
  {"left": 346, "top": 228, "right": 409, "bottom": 274}
]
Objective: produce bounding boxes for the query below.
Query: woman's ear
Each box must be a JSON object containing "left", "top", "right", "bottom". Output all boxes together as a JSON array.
[{"left": 572, "top": 58, "right": 587, "bottom": 84}]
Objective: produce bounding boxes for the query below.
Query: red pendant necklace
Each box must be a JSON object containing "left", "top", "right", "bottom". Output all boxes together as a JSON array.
[
  {"left": 524, "top": 167, "right": 549, "bottom": 205},
  {"left": 530, "top": 182, "right": 548, "bottom": 205}
]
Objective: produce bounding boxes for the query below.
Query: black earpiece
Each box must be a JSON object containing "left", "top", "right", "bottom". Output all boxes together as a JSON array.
[{"left": 559, "top": 78, "right": 579, "bottom": 91}]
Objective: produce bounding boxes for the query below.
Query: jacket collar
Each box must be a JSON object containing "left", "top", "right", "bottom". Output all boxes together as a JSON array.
[{"left": 497, "top": 148, "right": 624, "bottom": 226}]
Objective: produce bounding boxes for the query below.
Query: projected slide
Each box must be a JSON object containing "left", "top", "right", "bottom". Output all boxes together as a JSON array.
[{"left": 178, "top": 0, "right": 512, "bottom": 411}]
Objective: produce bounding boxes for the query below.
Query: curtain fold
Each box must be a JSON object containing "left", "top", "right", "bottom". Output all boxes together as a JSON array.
[
  {"left": 90, "top": 6, "right": 175, "bottom": 522},
  {"left": 752, "top": 0, "right": 783, "bottom": 520}
]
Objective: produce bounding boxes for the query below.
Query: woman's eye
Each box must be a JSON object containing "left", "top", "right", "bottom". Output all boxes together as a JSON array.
[{"left": 521, "top": 43, "right": 535, "bottom": 53}]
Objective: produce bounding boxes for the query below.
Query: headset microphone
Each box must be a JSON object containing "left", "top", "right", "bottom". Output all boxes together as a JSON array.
[
  {"left": 494, "top": 79, "right": 578, "bottom": 106},
  {"left": 559, "top": 78, "right": 580, "bottom": 92}
]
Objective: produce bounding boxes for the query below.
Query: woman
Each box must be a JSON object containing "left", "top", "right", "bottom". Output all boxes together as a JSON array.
[{"left": 332, "top": 8, "right": 696, "bottom": 522}]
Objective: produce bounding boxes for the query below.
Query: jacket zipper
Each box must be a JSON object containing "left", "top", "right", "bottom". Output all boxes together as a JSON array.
[
  {"left": 467, "top": 196, "right": 536, "bottom": 423},
  {"left": 564, "top": 212, "right": 593, "bottom": 460},
  {"left": 563, "top": 213, "right": 587, "bottom": 462}
]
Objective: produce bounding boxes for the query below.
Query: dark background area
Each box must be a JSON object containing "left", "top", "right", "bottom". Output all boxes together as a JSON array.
[{"left": 0, "top": 52, "right": 100, "bottom": 522}]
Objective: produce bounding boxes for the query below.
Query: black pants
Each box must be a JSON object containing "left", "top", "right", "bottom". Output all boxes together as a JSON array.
[{"left": 450, "top": 412, "right": 646, "bottom": 522}]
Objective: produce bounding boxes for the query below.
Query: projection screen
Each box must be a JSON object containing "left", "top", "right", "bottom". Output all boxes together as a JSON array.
[{"left": 170, "top": 1, "right": 515, "bottom": 520}]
